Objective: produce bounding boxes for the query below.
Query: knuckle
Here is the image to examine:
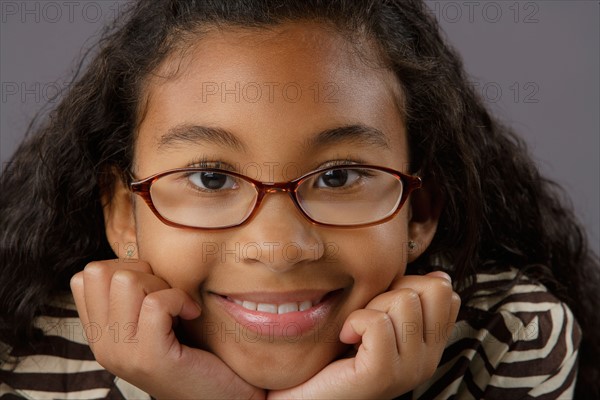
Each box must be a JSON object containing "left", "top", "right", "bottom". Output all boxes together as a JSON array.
[
  {"left": 374, "top": 311, "right": 392, "bottom": 326},
  {"left": 431, "top": 276, "right": 453, "bottom": 292},
  {"left": 83, "top": 261, "right": 110, "bottom": 279},
  {"left": 69, "top": 272, "right": 83, "bottom": 288},
  {"left": 383, "top": 289, "right": 420, "bottom": 312},
  {"left": 452, "top": 292, "right": 462, "bottom": 305},
  {"left": 399, "top": 288, "right": 419, "bottom": 302},
  {"left": 112, "top": 269, "right": 138, "bottom": 287},
  {"left": 141, "top": 292, "right": 164, "bottom": 311}
]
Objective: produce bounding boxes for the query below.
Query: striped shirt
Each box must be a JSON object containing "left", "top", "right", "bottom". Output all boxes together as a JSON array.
[
  {"left": 410, "top": 269, "right": 580, "bottom": 399},
  {"left": 0, "top": 268, "right": 580, "bottom": 399}
]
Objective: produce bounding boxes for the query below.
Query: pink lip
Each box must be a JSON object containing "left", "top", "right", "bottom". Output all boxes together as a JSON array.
[{"left": 211, "top": 290, "right": 341, "bottom": 339}]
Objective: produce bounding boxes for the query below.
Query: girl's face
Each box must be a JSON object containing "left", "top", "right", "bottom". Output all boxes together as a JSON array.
[{"left": 106, "top": 22, "right": 438, "bottom": 389}]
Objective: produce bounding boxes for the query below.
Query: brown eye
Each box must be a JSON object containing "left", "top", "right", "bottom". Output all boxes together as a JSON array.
[
  {"left": 188, "top": 171, "right": 237, "bottom": 191},
  {"left": 315, "top": 169, "right": 361, "bottom": 188}
]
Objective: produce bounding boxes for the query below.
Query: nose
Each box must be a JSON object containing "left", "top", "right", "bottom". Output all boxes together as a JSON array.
[{"left": 232, "top": 190, "right": 325, "bottom": 273}]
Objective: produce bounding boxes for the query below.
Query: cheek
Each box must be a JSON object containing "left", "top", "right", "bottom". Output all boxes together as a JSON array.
[
  {"left": 134, "top": 204, "right": 214, "bottom": 296},
  {"left": 336, "top": 215, "right": 409, "bottom": 295}
]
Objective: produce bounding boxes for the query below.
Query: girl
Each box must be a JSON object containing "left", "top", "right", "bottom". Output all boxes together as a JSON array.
[{"left": 1, "top": 0, "right": 598, "bottom": 398}]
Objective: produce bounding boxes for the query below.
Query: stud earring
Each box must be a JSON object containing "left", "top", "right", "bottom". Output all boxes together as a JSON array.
[
  {"left": 126, "top": 248, "right": 135, "bottom": 258},
  {"left": 408, "top": 241, "right": 417, "bottom": 251}
]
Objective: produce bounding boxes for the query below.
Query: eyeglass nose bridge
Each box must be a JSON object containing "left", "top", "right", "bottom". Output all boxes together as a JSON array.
[
  {"left": 251, "top": 181, "right": 305, "bottom": 222},
  {"left": 260, "top": 181, "right": 296, "bottom": 194}
]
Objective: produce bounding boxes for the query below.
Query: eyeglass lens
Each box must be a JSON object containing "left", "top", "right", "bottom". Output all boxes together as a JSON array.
[{"left": 148, "top": 167, "right": 404, "bottom": 228}]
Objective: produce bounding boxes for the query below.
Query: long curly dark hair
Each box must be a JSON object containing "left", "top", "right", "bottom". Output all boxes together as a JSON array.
[{"left": 1, "top": 0, "right": 598, "bottom": 396}]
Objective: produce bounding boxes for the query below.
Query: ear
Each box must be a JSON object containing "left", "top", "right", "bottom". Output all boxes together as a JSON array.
[
  {"left": 101, "top": 170, "right": 138, "bottom": 259},
  {"left": 406, "top": 180, "right": 443, "bottom": 263}
]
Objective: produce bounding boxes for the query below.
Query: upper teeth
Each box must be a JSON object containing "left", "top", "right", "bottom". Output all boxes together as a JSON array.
[{"left": 232, "top": 299, "right": 316, "bottom": 314}]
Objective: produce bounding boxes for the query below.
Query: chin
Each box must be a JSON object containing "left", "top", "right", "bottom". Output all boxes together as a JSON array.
[
  {"left": 213, "top": 337, "right": 348, "bottom": 390},
  {"left": 230, "top": 345, "right": 339, "bottom": 390},
  {"left": 180, "top": 299, "right": 351, "bottom": 390},
  {"left": 240, "top": 364, "right": 316, "bottom": 390}
]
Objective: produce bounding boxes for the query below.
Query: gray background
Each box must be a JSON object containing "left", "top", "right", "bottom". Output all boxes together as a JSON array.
[{"left": 1, "top": 1, "right": 598, "bottom": 254}]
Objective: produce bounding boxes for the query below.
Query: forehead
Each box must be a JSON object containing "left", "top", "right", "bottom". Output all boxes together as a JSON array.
[
  {"left": 135, "top": 22, "right": 407, "bottom": 172},
  {"left": 152, "top": 21, "right": 391, "bottom": 87}
]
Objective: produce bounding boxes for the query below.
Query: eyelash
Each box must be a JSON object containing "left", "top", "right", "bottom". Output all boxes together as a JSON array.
[
  {"left": 185, "top": 156, "right": 369, "bottom": 173},
  {"left": 187, "top": 156, "right": 231, "bottom": 170},
  {"left": 318, "top": 158, "right": 366, "bottom": 169}
]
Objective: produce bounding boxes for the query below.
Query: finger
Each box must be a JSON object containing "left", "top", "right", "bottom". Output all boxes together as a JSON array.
[
  {"left": 360, "top": 289, "right": 425, "bottom": 355},
  {"left": 420, "top": 278, "right": 454, "bottom": 347},
  {"left": 380, "top": 274, "right": 455, "bottom": 346},
  {"left": 81, "top": 260, "right": 154, "bottom": 328},
  {"left": 136, "top": 288, "right": 201, "bottom": 349},
  {"left": 338, "top": 304, "right": 423, "bottom": 398},
  {"left": 388, "top": 271, "right": 451, "bottom": 291},
  {"left": 70, "top": 272, "right": 89, "bottom": 326},
  {"left": 423, "top": 272, "right": 461, "bottom": 326},
  {"left": 340, "top": 309, "right": 398, "bottom": 386},
  {"left": 451, "top": 292, "right": 461, "bottom": 320},
  {"left": 447, "top": 291, "right": 462, "bottom": 332},
  {"left": 108, "top": 269, "right": 171, "bottom": 330},
  {"left": 340, "top": 289, "right": 423, "bottom": 353},
  {"left": 426, "top": 271, "right": 452, "bottom": 281}
]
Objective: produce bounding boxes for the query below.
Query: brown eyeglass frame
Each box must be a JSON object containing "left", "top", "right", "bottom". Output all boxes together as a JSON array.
[{"left": 130, "top": 164, "right": 422, "bottom": 230}]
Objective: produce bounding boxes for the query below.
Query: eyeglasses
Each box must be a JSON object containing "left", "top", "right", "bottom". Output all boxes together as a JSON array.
[{"left": 130, "top": 165, "right": 422, "bottom": 229}]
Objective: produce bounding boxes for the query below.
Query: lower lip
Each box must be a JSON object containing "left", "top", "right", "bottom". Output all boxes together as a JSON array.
[{"left": 212, "top": 292, "right": 339, "bottom": 338}]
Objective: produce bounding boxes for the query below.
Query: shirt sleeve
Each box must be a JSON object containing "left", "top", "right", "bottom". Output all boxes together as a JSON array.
[
  {"left": 410, "top": 270, "right": 582, "bottom": 400},
  {"left": 481, "top": 302, "right": 581, "bottom": 399}
]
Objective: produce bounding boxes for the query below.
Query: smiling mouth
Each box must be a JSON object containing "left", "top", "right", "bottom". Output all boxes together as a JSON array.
[
  {"left": 226, "top": 294, "right": 327, "bottom": 314},
  {"left": 210, "top": 289, "right": 344, "bottom": 337},
  {"left": 215, "top": 289, "right": 342, "bottom": 312}
]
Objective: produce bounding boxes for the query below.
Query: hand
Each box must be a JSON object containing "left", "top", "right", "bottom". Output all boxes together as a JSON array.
[
  {"left": 70, "top": 260, "right": 266, "bottom": 400},
  {"left": 267, "top": 272, "right": 461, "bottom": 400}
]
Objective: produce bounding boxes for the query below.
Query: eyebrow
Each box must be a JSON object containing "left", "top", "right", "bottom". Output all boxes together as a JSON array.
[
  {"left": 157, "top": 123, "right": 390, "bottom": 152},
  {"left": 157, "top": 124, "right": 247, "bottom": 152},
  {"left": 303, "top": 124, "right": 390, "bottom": 150}
]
